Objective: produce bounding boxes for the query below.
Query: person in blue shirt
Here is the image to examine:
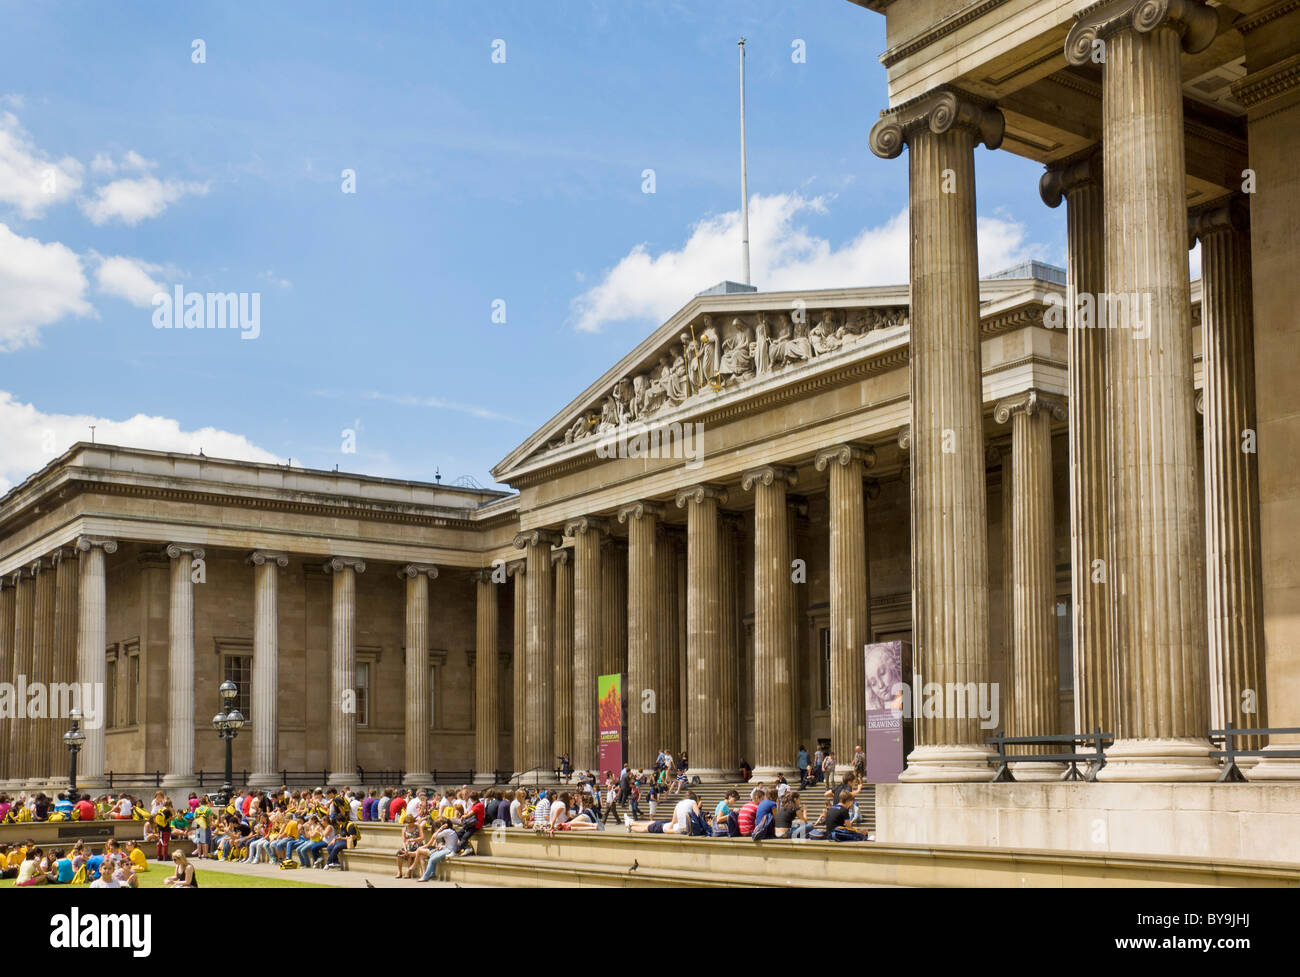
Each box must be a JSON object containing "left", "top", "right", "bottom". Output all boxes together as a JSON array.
[
  {"left": 86, "top": 851, "right": 105, "bottom": 880},
  {"left": 51, "top": 849, "right": 75, "bottom": 884},
  {"left": 53, "top": 793, "right": 74, "bottom": 817},
  {"left": 751, "top": 787, "right": 778, "bottom": 841}
]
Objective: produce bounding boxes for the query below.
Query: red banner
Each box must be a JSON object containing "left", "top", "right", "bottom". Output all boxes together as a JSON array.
[{"left": 597, "top": 672, "right": 624, "bottom": 781}]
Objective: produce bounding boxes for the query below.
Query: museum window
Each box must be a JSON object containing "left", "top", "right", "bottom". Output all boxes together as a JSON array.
[
  {"left": 818, "top": 627, "right": 831, "bottom": 711},
  {"left": 222, "top": 654, "right": 252, "bottom": 719},
  {"left": 124, "top": 644, "right": 140, "bottom": 726},
  {"left": 105, "top": 647, "right": 117, "bottom": 729},
  {"left": 355, "top": 661, "right": 370, "bottom": 728}
]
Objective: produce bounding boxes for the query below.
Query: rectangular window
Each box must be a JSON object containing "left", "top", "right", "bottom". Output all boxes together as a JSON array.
[
  {"left": 125, "top": 651, "right": 140, "bottom": 726},
  {"left": 222, "top": 654, "right": 252, "bottom": 720},
  {"left": 355, "top": 661, "right": 370, "bottom": 728},
  {"left": 818, "top": 627, "right": 831, "bottom": 711},
  {"left": 105, "top": 650, "right": 117, "bottom": 729}
]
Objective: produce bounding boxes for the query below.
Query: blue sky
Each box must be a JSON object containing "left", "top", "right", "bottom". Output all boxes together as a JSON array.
[{"left": 0, "top": 0, "right": 1062, "bottom": 492}]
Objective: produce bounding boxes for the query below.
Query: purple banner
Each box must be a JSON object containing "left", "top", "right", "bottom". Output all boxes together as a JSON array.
[{"left": 864, "top": 640, "right": 908, "bottom": 783}]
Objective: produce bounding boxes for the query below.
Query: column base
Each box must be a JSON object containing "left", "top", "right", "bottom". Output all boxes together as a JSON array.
[
  {"left": 1094, "top": 737, "right": 1219, "bottom": 783},
  {"left": 472, "top": 772, "right": 497, "bottom": 786},
  {"left": 246, "top": 773, "right": 282, "bottom": 789},
  {"left": 1006, "top": 761, "right": 1069, "bottom": 782},
  {"left": 403, "top": 772, "right": 434, "bottom": 788},
  {"left": 326, "top": 772, "right": 353, "bottom": 788},
  {"left": 685, "top": 767, "right": 741, "bottom": 784},
  {"left": 898, "top": 744, "right": 996, "bottom": 783},
  {"left": 1244, "top": 744, "right": 1300, "bottom": 781},
  {"left": 750, "top": 766, "right": 798, "bottom": 784}
]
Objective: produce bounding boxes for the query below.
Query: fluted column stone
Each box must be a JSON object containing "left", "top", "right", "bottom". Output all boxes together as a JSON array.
[
  {"left": 245, "top": 551, "right": 287, "bottom": 787},
  {"left": 1066, "top": 0, "right": 1219, "bottom": 780},
  {"left": 564, "top": 516, "right": 607, "bottom": 773},
  {"left": 75, "top": 537, "right": 115, "bottom": 789},
  {"left": 997, "top": 392, "right": 1068, "bottom": 779},
  {"left": 507, "top": 561, "right": 527, "bottom": 775},
  {"left": 515, "top": 529, "right": 561, "bottom": 780},
  {"left": 870, "top": 89, "right": 1003, "bottom": 780},
  {"left": 163, "top": 544, "right": 204, "bottom": 789},
  {"left": 29, "top": 557, "right": 56, "bottom": 785},
  {"left": 400, "top": 563, "right": 438, "bottom": 786},
  {"left": 52, "top": 547, "right": 79, "bottom": 786},
  {"left": 720, "top": 513, "right": 744, "bottom": 773},
  {"left": 0, "top": 580, "right": 12, "bottom": 784},
  {"left": 619, "top": 501, "right": 662, "bottom": 768},
  {"left": 324, "top": 556, "right": 364, "bottom": 787},
  {"left": 816, "top": 445, "right": 877, "bottom": 775},
  {"left": 655, "top": 526, "right": 682, "bottom": 757},
  {"left": 676, "top": 484, "right": 733, "bottom": 780},
  {"left": 552, "top": 549, "right": 575, "bottom": 765},
  {"left": 743, "top": 465, "right": 799, "bottom": 780},
  {"left": 1190, "top": 200, "right": 1271, "bottom": 770},
  {"left": 473, "top": 569, "right": 500, "bottom": 784},
  {"left": 1041, "top": 148, "right": 1115, "bottom": 741}
]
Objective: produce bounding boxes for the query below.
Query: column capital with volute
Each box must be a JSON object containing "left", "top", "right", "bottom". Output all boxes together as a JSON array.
[
  {"left": 617, "top": 500, "right": 665, "bottom": 524},
  {"left": 563, "top": 515, "right": 610, "bottom": 538},
  {"left": 1040, "top": 147, "right": 1102, "bottom": 208},
  {"left": 994, "top": 389, "right": 1068, "bottom": 425},
  {"left": 323, "top": 556, "right": 365, "bottom": 574},
  {"left": 399, "top": 562, "right": 438, "bottom": 580},
  {"left": 675, "top": 483, "right": 728, "bottom": 508},
  {"left": 513, "top": 529, "right": 563, "bottom": 550},
  {"left": 740, "top": 464, "right": 797, "bottom": 492},
  {"left": 1188, "top": 195, "right": 1249, "bottom": 249},
  {"left": 869, "top": 87, "right": 1004, "bottom": 160},
  {"left": 814, "top": 444, "right": 876, "bottom": 473},
  {"left": 1065, "top": 0, "right": 1218, "bottom": 67},
  {"left": 248, "top": 549, "right": 289, "bottom": 568},
  {"left": 165, "top": 543, "right": 206, "bottom": 561},
  {"left": 75, "top": 536, "right": 118, "bottom": 556}
]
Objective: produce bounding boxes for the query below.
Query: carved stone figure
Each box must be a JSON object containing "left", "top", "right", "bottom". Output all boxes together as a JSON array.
[
  {"left": 752, "top": 313, "right": 773, "bottom": 376},
  {"left": 667, "top": 344, "right": 691, "bottom": 403},
  {"left": 810, "top": 310, "right": 842, "bottom": 355},
  {"left": 719, "top": 318, "right": 756, "bottom": 382}
]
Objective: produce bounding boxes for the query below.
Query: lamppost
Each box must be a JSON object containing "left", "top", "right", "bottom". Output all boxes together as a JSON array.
[
  {"left": 63, "top": 708, "right": 85, "bottom": 805},
  {"left": 211, "top": 680, "right": 244, "bottom": 807}
]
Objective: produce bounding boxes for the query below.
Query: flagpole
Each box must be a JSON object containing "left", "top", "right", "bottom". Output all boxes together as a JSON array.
[{"left": 739, "top": 37, "right": 751, "bottom": 286}]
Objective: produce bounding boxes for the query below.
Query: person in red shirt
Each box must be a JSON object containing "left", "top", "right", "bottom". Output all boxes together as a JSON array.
[
  {"left": 737, "top": 785, "right": 763, "bottom": 836},
  {"left": 73, "top": 795, "right": 95, "bottom": 822},
  {"left": 389, "top": 792, "right": 408, "bottom": 822},
  {"left": 454, "top": 791, "right": 485, "bottom": 853}
]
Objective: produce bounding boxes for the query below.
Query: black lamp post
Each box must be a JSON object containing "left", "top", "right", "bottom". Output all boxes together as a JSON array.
[
  {"left": 63, "top": 708, "right": 85, "bottom": 805},
  {"left": 211, "top": 680, "right": 244, "bottom": 807}
]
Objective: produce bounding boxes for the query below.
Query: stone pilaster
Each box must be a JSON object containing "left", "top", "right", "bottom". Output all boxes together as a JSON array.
[
  {"left": 1041, "top": 148, "right": 1115, "bottom": 741},
  {"left": 400, "top": 563, "right": 438, "bottom": 786},
  {"left": 246, "top": 551, "right": 287, "bottom": 788},
  {"left": 870, "top": 88, "right": 1003, "bottom": 780},
  {"left": 564, "top": 516, "right": 607, "bottom": 773},
  {"left": 51, "top": 547, "right": 79, "bottom": 787},
  {"left": 323, "top": 556, "right": 365, "bottom": 787},
  {"left": 473, "top": 569, "right": 500, "bottom": 784},
  {"left": 996, "top": 391, "right": 1068, "bottom": 779},
  {"left": 742, "top": 465, "right": 799, "bottom": 780},
  {"left": 675, "top": 484, "right": 733, "bottom": 780},
  {"left": 1067, "top": 0, "right": 1219, "bottom": 781},
  {"left": 1190, "top": 201, "right": 1271, "bottom": 769},
  {"left": 655, "top": 526, "right": 682, "bottom": 756},
  {"left": 515, "top": 529, "right": 562, "bottom": 780},
  {"left": 618, "top": 501, "right": 663, "bottom": 768},
  {"left": 74, "top": 537, "right": 115, "bottom": 789},
  {"left": 552, "top": 548, "right": 575, "bottom": 765},
  {"left": 29, "top": 557, "right": 56, "bottom": 785},
  {"left": 162, "top": 544, "right": 205, "bottom": 789},
  {"left": 508, "top": 560, "right": 527, "bottom": 775},
  {"left": 816, "top": 445, "right": 877, "bottom": 775},
  {"left": 0, "top": 579, "right": 11, "bottom": 784}
]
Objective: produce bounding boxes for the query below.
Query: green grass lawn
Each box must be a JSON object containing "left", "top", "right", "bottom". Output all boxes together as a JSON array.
[{"left": 8, "top": 868, "right": 330, "bottom": 890}]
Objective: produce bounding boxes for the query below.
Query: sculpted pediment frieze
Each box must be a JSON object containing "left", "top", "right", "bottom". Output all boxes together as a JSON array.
[{"left": 541, "top": 305, "right": 909, "bottom": 455}]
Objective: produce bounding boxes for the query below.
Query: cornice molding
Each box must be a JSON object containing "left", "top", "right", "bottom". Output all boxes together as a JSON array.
[
  {"left": 879, "top": 0, "right": 1012, "bottom": 69},
  {"left": 1233, "top": 0, "right": 1300, "bottom": 34},
  {"left": 869, "top": 87, "right": 1005, "bottom": 159},
  {"left": 1231, "top": 53, "right": 1300, "bottom": 108},
  {"left": 1065, "top": 0, "right": 1219, "bottom": 67}
]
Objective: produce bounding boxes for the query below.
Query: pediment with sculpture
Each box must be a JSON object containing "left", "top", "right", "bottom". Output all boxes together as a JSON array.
[{"left": 544, "top": 304, "right": 909, "bottom": 452}]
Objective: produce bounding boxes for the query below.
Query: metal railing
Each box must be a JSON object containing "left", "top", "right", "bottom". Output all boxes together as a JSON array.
[
  {"left": 1210, "top": 723, "right": 1300, "bottom": 782},
  {"left": 985, "top": 728, "right": 1114, "bottom": 782}
]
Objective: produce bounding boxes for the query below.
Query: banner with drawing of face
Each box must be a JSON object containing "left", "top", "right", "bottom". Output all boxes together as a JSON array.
[{"left": 865, "top": 641, "right": 906, "bottom": 783}]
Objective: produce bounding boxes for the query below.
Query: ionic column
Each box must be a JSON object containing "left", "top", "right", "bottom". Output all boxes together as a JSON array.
[
  {"left": 600, "top": 539, "right": 628, "bottom": 678},
  {"left": 400, "top": 563, "right": 438, "bottom": 786},
  {"left": 871, "top": 88, "right": 1003, "bottom": 781},
  {"left": 1066, "top": 0, "right": 1220, "bottom": 780},
  {"left": 552, "top": 548, "right": 575, "bottom": 765},
  {"left": 619, "top": 501, "right": 662, "bottom": 768},
  {"left": 0, "top": 579, "right": 12, "bottom": 784},
  {"left": 816, "top": 445, "right": 877, "bottom": 776},
  {"left": 30, "top": 557, "right": 56, "bottom": 784},
  {"left": 655, "top": 526, "right": 682, "bottom": 758},
  {"left": 245, "top": 551, "right": 287, "bottom": 788},
  {"left": 1190, "top": 201, "right": 1270, "bottom": 769},
  {"left": 163, "top": 544, "right": 205, "bottom": 789},
  {"left": 675, "top": 484, "right": 733, "bottom": 780},
  {"left": 75, "top": 537, "right": 116, "bottom": 789},
  {"left": 473, "top": 569, "right": 500, "bottom": 784},
  {"left": 564, "top": 516, "right": 607, "bottom": 773},
  {"left": 1041, "top": 149, "right": 1115, "bottom": 739},
  {"left": 508, "top": 561, "right": 527, "bottom": 775},
  {"left": 51, "top": 547, "right": 79, "bottom": 786},
  {"left": 6, "top": 569, "right": 34, "bottom": 787},
  {"left": 996, "top": 392, "right": 1068, "bottom": 779},
  {"left": 742, "top": 465, "right": 799, "bottom": 780},
  {"left": 515, "top": 529, "right": 561, "bottom": 780},
  {"left": 720, "top": 513, "right": 744, "bottom": 772},
  {"left": 323, "top": 556, "right": 365, "bottom": 787}
]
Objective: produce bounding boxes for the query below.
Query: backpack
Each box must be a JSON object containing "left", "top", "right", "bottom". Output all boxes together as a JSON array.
[{"left": 687, "top": 809, "right": 710, "bottom": 837}]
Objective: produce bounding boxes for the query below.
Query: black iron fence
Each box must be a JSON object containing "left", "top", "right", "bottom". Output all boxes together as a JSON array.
[
  {"left": 1210, "top": 723, "right": 1300, "bottom": 782},
  {"left": 985, "top": 728, "right": 1114, "bottom": 782}
]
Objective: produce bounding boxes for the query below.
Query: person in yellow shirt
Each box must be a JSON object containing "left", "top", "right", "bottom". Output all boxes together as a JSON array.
[
  {"left": 270, "top": 815, "right": 299, "bottom": 860},
  {"left": 124, "top": 840, "right": 149, "bottom": 873}
]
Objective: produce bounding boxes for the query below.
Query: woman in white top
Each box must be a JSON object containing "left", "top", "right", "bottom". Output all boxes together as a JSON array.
[
  {"left": 547, "top": 792, "right": 570, "bottom": 837},
  {"left": 508, "top": 789, "right": 525, "bottom": 828},
  {"left": 664, "top": 795, "right": 698, "bottom": 834}
]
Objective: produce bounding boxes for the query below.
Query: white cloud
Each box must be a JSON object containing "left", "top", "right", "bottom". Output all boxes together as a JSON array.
[
  {"left": 0, "top": 111, "right": 84, "bottom": 218},
  {"left": 0, "top": 390, "right": 282, "bottom": 494},
  {"left": 363, "top": 391, "right": 527, "bottom": 424},
  {"left": 89, "top": 149, "right": 153, "bottom": 176},
  {"left": 0, "top": 222, "right": 91, "bottom": 351},
  {"left": 79, "top": 174, "right": 208, "bottom": 226},
  {"left": 570, "top": 192, "right": 1037, "bottom": 333},
  {"left": 1189, "top": 241, "right": 1201, "bottom": 280},
  {"left": 94, "top": 254, "right": 166, "bottom": 307}
]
